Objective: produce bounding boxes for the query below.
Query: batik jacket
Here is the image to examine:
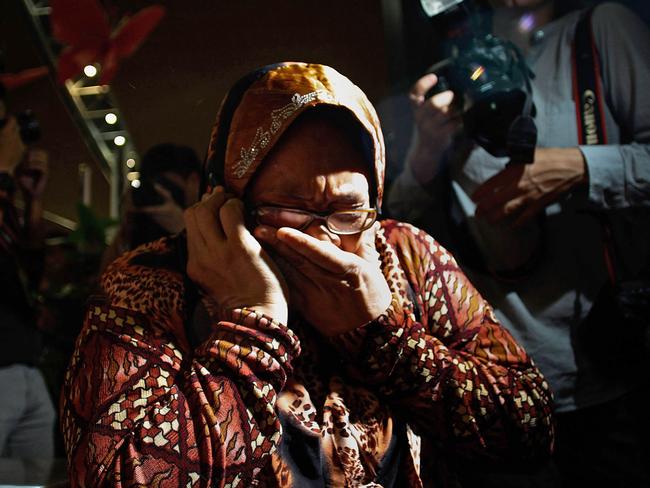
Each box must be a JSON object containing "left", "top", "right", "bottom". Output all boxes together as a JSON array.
[{"left": 61, "top": 220, "right": 553, "bottom": 487}]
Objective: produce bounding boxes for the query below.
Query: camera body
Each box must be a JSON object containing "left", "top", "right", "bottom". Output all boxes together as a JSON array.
[
  {"left": 14, "top": 110, "right": 41, "bottom": 145},
  {"left": 422, "top": 0, "right": 537, "bottom": 163}
]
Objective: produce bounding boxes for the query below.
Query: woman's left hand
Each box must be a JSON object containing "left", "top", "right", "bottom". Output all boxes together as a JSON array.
[
  {"left": 255, "top": 223, "right": 392, "bottom": 337},
  {"left": 472, "top": 147, "right": 588, "bottom": 226}
]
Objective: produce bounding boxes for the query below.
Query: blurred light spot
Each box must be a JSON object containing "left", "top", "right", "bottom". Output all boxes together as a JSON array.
[
  {"left": 131, "top": 179, "right": 141, "bottom": 188},
  {"left": 84, "top": 65, "right": 97, "bottom": 77},
  {"left": 114, "top": 135, "right": 126, "bottom": 146},
  {"left": 126, "top": 158, "right": 136, "bottom": 168},
  {"left": 105, "top": 113, "right": 117, "bottom": 125},
  {"left": 127, "top": 171, "right": 140, "bottom": 181}
]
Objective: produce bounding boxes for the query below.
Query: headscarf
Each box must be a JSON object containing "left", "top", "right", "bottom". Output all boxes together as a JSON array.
[{"left": 204, "top": 62, "right": 386, "bottom": 207}]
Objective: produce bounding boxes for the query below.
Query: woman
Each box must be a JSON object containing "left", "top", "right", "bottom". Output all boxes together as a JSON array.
[{"left": 61, "top": 62, "right": 553, "bottom": 487}]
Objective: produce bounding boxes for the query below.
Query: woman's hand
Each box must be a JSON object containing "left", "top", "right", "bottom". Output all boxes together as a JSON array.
[
  {"left": 472, "top": 147, "right": 588, "bottom": 226},
  {"left": 185, "top": 187, "right": 289, "bottom": 323},
  {"left": 255, "top": 223, "right": 392, "bottom": 337},
  {"left": 408, "top": 73, "right": 462, "bottom": 185}
]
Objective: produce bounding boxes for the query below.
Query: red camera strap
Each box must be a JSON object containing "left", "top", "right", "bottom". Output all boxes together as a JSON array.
[{"left": 571, "top": 7, "right": 617, "bottom": 284}]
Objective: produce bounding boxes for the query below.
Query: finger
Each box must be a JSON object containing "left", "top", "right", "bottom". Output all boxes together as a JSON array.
[
  {"left": 133, "top": 204, "right": 167, "bottom": 215},
  {"left": 184, "top": 206, "right": 206, "bottom": 251},
  {"left": 219, "top": 198, "right": 250, "bottom": 243},
  {"left": 190, "top": 187, "right": 229, "bottom": 242},
  {"left": 512, "top": 195, "right": 554, "bottom": 228},
  {"left": 255, "top": 225, "right": 315, "bottom": 272},
  {"left": 471, "top": 165, "right": 524, "bottom": 203},
  {"left": 475, "top": 183, "right": 526, "bottom": 221},
  {"left": 409, "top": 73, "right": 439, "bottom": 104},
  {"left": 480, "top": 195, "right": 528, "bottom": 224},
  {"left": 356, "top": 224, "right": 382, "bottom": 263},
  {"left": 275, "top": 227, "right": 353, "bottom": 275},
  {"left": 429, "top": 90, "right": 455, "bottom": 112},
  {"left": 153, "top": 183, "right": 173, "bottom": 202}
]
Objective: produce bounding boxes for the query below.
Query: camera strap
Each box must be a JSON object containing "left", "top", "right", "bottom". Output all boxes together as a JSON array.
[
  {"left": 572, "top": 7, "right": 608, "bottom": 147},
  {"left": 571, "top": 7, "right": 618, "bottom": 284}
]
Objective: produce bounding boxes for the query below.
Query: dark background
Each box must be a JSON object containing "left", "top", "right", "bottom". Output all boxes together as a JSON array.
[{"left": 0, "top": 0, "right": 648, "bottom": 225}]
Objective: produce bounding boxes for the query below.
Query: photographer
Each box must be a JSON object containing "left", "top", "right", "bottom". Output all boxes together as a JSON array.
[
  {"left": 387, "top": 0, "right": 650, "bottom": 485},
  {"left": 101, "top": 143, "right": 201, "bottom": 270},
  {"left": 0, "top": 92, "right": 55, "bottom": 479}
]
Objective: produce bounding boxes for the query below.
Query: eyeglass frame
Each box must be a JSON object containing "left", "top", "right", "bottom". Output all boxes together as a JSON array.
[{"left": 250, "top": 205, "right": 379, "bottom": 235}]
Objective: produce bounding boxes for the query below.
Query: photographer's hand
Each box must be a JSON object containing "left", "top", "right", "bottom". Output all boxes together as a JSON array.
[
  {"left": 185, "top": 187, "right": 289, "bottom": 324},
  {"left": 136, "top": 183, "right": 186, "bottom": 234},
  {"left": 472, "top": 147, "right": 588, "bottom": 226},
  {"left": 16, "top": 149, "right": 49, "bottom": 199},
  {"left": 0, "top": 117, "right": 26, "bottom": 173},
  {"left": 255, "top": 223, "right": 392, "bottom": 337},
  {"left": 408, "top": 73, "right": 462, "bottom": 185}
]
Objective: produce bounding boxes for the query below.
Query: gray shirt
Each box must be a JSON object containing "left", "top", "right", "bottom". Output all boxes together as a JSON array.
[{"left": 387, "top": 3, "right": 650, "bottom": 412}]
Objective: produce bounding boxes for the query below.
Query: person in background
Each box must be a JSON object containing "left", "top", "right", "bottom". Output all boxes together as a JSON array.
[
  {"left": 101, "top": 143, "right": 201, "bottom": 270},
  {"left": 0, "top": 89, "right": 55, "bottom": 482},
  {"left": 61, "top": 62, "right": 554, "bottom": 487},
  {"left": 387, "top": 1, "right": 650, "bottom": 485}
]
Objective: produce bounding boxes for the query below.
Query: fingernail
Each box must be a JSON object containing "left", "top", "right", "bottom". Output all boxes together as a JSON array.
[{"left": 255, "top": 226, "right": 271, "bottom": 239}]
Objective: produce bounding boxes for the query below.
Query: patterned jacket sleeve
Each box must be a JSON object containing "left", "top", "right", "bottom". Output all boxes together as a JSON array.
[
  {"left": 336, "top": 221, "right": 554, "bottom": 462},
  {"left": 60, "top": 244, "right": 300, "bottom": 487}
]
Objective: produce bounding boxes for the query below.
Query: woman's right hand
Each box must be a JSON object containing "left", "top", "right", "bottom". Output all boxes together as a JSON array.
[
  {"left": 408, "top": 73, "right": 462, "bottom": 185},
  {"left": 185, "top": 186, "right": 289, "bottom": 324}
]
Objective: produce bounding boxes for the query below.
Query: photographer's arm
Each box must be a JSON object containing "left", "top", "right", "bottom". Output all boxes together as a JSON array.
[
  {"left": 16, "top": 148, "right": 48, "bottom": 246},
  {"left": 579, "top": 3, "right": 650, "bottom": 210},
  {"left": 473, "top": 4, "right": 650, "bottom": 223},
  {"left": 386, "top": 74, "right": 462, "bottom": 221}
]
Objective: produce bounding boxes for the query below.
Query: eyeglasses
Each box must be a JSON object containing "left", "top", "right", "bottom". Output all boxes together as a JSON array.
[{"left": 252, "top": 206, "right": 378, "bottom": 235}]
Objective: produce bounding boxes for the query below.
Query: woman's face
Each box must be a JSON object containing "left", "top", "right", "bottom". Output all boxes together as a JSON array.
[{"left": 247, "top": 112, "right": 374, "bottom": 254}]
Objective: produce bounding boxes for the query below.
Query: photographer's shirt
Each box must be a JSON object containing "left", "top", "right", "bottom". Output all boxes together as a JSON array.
[{"left": 388, "top": 3, "right": 650, "bottom": 413}]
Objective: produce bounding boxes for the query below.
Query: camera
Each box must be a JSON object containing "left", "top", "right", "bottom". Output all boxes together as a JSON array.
[
  {"left": 0, "top": 81, "right": 41, "bottom": 145},
  {"left": 421, "top": 0, "right": 537, "bottom": 163},
  {"left": 14, "top": 110, "right": 41, "bottom": 145}
]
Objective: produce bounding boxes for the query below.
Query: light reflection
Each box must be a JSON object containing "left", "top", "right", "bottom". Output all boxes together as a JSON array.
[
  {"left": 518, "top": 13, "right": 535, "bottom": 33},
  {"left": 83, "top": 65, "right": 97, "bottom": 77}
]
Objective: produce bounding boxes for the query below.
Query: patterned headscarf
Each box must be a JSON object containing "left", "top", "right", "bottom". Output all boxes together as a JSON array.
[{"left": 204, "top": 62, "right": 386, "bottom": 207}]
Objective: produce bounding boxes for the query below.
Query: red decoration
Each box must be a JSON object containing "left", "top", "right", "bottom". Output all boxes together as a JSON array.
[
  {"left": 0, "top": 66, "right": 49, "bottom": 90},
  {"left": 51, "top": 0, "right": 165, "bottom": 85}
]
